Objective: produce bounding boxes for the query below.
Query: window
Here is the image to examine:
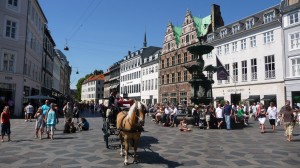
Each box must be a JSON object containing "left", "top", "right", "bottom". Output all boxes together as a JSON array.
[
  {"left": 161, "top": 75, "right": 165, "bottom": 85},
  {"left": 224, "top": 44, "right": 229, "bottom": 54},
  {"left": 232, "top": 24, "right": 240, "bottom": 34},
  {"left": 151, "top": 79, "right": 154, "bottom": 90},
  {"left": 167, "top": 43, "right": 170, "bottom": 50},
  {"left": 7, "top": 0, "right": 18, "bottom": 10},
  {"left": 289, "top": 12, "right": 299, "bottom": 25},
  {"left": 155, "top": 65, "right": 158, "bottom": 72},
  {"left": 167, "top": 58, "right": 169, "bottom": 67},
  {"left": 245, "top": 18, "right": 254, "bottom": 30},
  {"left": 155, "top": 78, "right": 158, "bottom": 89},
  {"left": 225, "top": 64, "right": 230, "bottom": 83},
  {"left": 291, "top": 58, "right": 300, "bottom": 76},
  {"left": 2, "top": 51, "right": 15, "bottom": 72},
  {"left": 220, "top": 29, "right": 227, "bottom": 38},
  {"left": 5, "top": 19, "right": 17, "bottom": 39},
  {"left": 172, "top": 56, "right": 175, "bottom": 66},
  {"left": 184, "top": 71, "right": 187, "bottom": 81},
  {"left": 161, "top": 60, "right": 164, "bottom": 69},
  {"left": 264, "top": 31, "right": 274, "bottom": 43},
  {"left": 177, "top": 54, "right": 181, "bottom": 64},
  {"left": 250, "top": 36, "right": 256, "bottom": 47},
  {"left": 241, "top": 39, "right": 246, "bottom": 50},
  {"left": 265, "top": 55, "right": 276, "bottom": 79},
  {"left": 242, "top": 60, "right": 247, "bottom": 81},
  {"left": 142, "top": 81, "right": 144, "bottom": 91},
  {"left": 186, "top": 35, "right": 190, "bottom": 43},
  {"left": 184, "top": 52, "right": 188, "bottom": 63},
  {"left": 206, "top": 52, "right": 212, "bottom": 58},
  {"left": 177, "top": 72, "right": 181, "bottom": 82},
  {"left": 217, "top": 46, "right": 222, "bottom": 55},
  {"left": 264, "top": 11, "right": 275, "bottom": 24},
  {"left": 207, "top": 34, "right": 214, "bottom": 42},
  {"left": 233, "top": 62, "right": 238, "bottom": 83},
  {"left": 290, "top": 32, "right": 300, "bottom": 50},
  {"left": 172, "top": 73, "right": 175, "bottom": 83},
  {"left": 167, "top": 74, "right": 170, "bottom": 84},
  {"left": 232, "top": 41, "right": 238, "bottom": 52}
]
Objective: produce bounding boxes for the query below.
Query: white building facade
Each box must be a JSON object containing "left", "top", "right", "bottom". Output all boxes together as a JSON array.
[
  {"left": 281, "top": 0, "right": 300, "bottom": 105},
  {"left": 81, "top": 74, "right": 104, "bottom": 103},
  {"left": 141, "top": 50, "right": 161, "bottom": 105},
  {"left": 205, "top": 5, "right": 286, "bottom": 108}
]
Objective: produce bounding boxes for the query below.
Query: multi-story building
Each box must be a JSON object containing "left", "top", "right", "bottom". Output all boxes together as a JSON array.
[
  {"left": 280, "top": 0, "right": 300, "bottom": 105},
  {"left": 0, "top": 0, "right": 46, "bottom": 116},
  {"left": 109, "top": 60, "right": 121, "bottom": 95},
  {"left": 159, "top": 4, "right": 224, "bottom": 105},
  {"left": 120, "top": 36, "right": 161, "bottom": 100},
  {"left": 55, "top": 49, "right": 71, "bottom": 100},
  {"left": 41, "top": 25, "right": 55, "bottom": 97},
  {"left": 205, "top": 4, "right": 285, "bottom": 108},
  {"left": 103, "top": 71, "right": 110, "bottom": 98},
  {"left": 81, "top": 74, "right": 104, "bottom": 103},
  {"left": 141, "top": 48, "right": 161, "bottom": 105}
]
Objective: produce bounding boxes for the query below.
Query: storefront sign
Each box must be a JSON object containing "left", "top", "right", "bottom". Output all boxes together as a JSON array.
[{"left": 227, "top": 88, "right": 244, "bottom": 92}]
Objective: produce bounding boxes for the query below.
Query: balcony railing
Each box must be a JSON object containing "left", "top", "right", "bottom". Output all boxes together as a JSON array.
[
  {"left": 251, "top": 72, "right": 257, "bottom": 81},
  {"left": 265, "top": 70, "right": 276, "bottom": 79},
  {"left": 242, "top": 74, "right": 247, "bottom": 82}
]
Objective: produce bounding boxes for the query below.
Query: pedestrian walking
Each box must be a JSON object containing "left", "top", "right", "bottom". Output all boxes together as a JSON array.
[
  {"left": 257, "top": 103, "right": 266, "bottom": 133},
  {"left": 1, "top": 106, "right": 11, "bottom": 142},
  {"left": 283, "top": 105, "right": 294, "bottom": 142},
  {"left": 73, "top": 103, "right": 79, "bottom": 123},
  {"left": 24, "top": 102, "right": 34, "bottom": 122},
  {"left": 267, "top": 102, "right": 277, "bottom": 131},
  {"left": 224, "top": 101, "right": 232, "bottom": 130},
  {"left": 34, "top": 108, "right": 44, "bottom": 140},
  {"left": 63, "top": 102, "right": 73, "bottom": 123},
  {"left": 45, "top": 103, "right": 58, "bottom": 140}
]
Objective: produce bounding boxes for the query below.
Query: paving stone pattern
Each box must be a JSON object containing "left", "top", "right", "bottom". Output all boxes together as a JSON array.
[{"left": 0, "top": 112, "right": 299, "bottom": 168}]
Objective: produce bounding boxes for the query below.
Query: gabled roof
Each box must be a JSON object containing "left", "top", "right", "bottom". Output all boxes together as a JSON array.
[
  {"left": 193, "top": 15, "right": 211, "bottom": 36},
  {"left": 173, "top": 26, "right": 182, "bottom": 45},
  {"left": 86, "top": 74, "right": 105, "bottom": 82}
]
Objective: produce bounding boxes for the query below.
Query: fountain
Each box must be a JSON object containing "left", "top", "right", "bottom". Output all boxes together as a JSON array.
[{"left": 184, "top": 36, "right": 216, "bottom": 105}]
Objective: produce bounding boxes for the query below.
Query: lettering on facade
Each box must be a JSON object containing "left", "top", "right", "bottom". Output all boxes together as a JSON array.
[{"left": 227, "top": 88, "right": 244, "bottom": 92}]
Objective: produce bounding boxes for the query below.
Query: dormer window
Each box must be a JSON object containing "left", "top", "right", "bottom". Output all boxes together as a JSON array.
[
  {"left": 288, "top": 12, "right": 299, "bottom": 25},
  {"left": 264, "top": 10, "right": 275, "bottom": 24},
  {"left": 207, "top": 34, "right": 214, "bottom": 42},
  {"left": 220, "top": 29, "right": 227, "bottom": 38},
  {"left": 245, "top": 18, "right": 254, "bottom": 30},
  {"left": 232, "top": 24, "right": 240, "bottom": 34}
]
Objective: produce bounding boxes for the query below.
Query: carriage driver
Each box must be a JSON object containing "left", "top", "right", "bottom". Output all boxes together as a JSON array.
[{"left": 106, "top": 91, "right": 119, "bottom": 124}]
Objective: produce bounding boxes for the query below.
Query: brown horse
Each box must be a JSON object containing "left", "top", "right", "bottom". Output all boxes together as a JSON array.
[{"left": 116, "top": 101, "right": 147, "bottom": 165}]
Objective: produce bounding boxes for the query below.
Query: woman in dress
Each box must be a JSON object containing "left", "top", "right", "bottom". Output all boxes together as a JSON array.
[
  {"left": 45, "top": 103, "right": 57, "bottom": 140},
  {"left": 34, "top": 108, "right": 44, "bottom": 140}
]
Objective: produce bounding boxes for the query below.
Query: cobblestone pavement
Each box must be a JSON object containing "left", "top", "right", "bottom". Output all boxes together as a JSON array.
[{"left": 0, "top": 111, "right": 300, "bottom": 168}]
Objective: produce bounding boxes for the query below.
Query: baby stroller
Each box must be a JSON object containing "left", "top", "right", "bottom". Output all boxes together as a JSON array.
[{"left": 198, "top": 111, "right": 206, "bottom": 129}]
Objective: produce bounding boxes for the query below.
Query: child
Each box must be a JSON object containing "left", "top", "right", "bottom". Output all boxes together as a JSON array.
[
  {"left": 34, "top": 108, "right": 44, "bottom": 140},
  {"left": 179, "top": 117, "right": 191, "bottom": 132},
  {"left": 1, "top": 106, "right": 11, "bottom": 142},
  {"left": 78, "top": 118, "right": 89, "bottom": 131}
]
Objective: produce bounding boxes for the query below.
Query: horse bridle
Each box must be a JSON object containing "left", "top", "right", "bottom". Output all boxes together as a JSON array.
[{"left": 134, "top": 101, "right": 145, "bottom": 127}]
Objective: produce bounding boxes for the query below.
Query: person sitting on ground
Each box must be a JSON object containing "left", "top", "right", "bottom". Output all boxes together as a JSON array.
[
  {"left": 78, "top": 118, "right": 89, "bottom": 131},
  {"left": 64, "top": 118, "right": 76, "bottom": 133},
  {"left": 179, "top": 117, "right": 191, "bottom": 132},
  {"left": 154, "top": 106, "right": 163, "bottom": 124}
]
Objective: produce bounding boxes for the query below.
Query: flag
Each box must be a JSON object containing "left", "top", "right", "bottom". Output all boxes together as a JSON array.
[{"left": 216, "top": 56, "right": 230, "bottom": 80}]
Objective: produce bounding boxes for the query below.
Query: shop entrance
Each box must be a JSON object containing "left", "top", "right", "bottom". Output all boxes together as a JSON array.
[{"left": 231, "top": 94, "right": 241, "bottom": 105}]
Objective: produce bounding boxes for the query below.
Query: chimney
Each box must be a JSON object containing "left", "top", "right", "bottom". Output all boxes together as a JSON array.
[
  {"left": 211, "top": 4, "right": 224, "bottom": 32},
  {"left": 128, "top": 51, "right": 131, "bottom": 56}
]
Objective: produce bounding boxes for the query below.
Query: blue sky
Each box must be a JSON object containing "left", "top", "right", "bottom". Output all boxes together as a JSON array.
[{"left": 38, "top": 0, "right": 280, "bottom": 89}]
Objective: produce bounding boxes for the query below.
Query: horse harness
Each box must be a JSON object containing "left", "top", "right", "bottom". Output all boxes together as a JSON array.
[{"left": 118, "top": 101, "right": 144, "bottom": 133}]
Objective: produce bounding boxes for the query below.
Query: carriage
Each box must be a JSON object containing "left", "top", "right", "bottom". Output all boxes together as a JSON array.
[{"left": 102, "top": 99, "right": 134, "bottom": 148}]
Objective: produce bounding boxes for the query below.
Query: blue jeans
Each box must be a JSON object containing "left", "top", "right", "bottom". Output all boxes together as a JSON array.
[{"left": 225, "top": 115, "right": 231, "bottom": 129}]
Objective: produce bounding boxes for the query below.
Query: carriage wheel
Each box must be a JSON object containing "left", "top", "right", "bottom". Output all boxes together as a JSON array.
[{"left": 105, "top": 121, "right": 110, "bottom": 148}]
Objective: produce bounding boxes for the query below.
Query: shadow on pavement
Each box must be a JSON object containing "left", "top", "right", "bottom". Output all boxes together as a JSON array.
[{"left": 137, "top": 151, "right": 183, "bottom": 168}]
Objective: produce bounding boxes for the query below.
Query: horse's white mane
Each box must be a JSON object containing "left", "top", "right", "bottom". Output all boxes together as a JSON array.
[{"left": 126, "top": 101, "right": 145, "bottom": 119}]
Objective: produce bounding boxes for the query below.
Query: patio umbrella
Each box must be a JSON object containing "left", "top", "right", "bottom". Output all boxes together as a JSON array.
[{"left": 24, "top": 94, "right": 55, "bottom": 100}]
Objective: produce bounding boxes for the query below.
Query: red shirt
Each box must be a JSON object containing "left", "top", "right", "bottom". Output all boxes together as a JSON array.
[{"left": 1, "top": 111, "right": 10, "bottom": 124}]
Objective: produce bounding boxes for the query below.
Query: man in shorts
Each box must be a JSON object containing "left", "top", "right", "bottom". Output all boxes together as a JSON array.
[{"left": 24, "top": 102, "right": 34, "bottom": 122}]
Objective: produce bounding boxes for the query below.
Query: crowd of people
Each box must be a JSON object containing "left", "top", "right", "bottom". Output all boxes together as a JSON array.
[
  {"left": 1, "top": 100, "right": 90, "bottom": 142},
  {"left": 148, "top": 100, "right": 300, "bottom": 141}
]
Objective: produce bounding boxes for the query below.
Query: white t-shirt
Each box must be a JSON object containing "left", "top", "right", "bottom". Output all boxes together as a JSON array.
[
  {"left": 164, "top": 107, "right": 170, "bottom": 115},
  {"left": 267, "top": 106, "right": 277, "bottom": 119},
  {"left": 215, "top": 107, "right": 223, "bottom": 118},
  {"left": 251, "top": 105, "right": 257, "bottom": 113},
  {"left": 25, "top": 105, "right": 34, "bottom": 114}
]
